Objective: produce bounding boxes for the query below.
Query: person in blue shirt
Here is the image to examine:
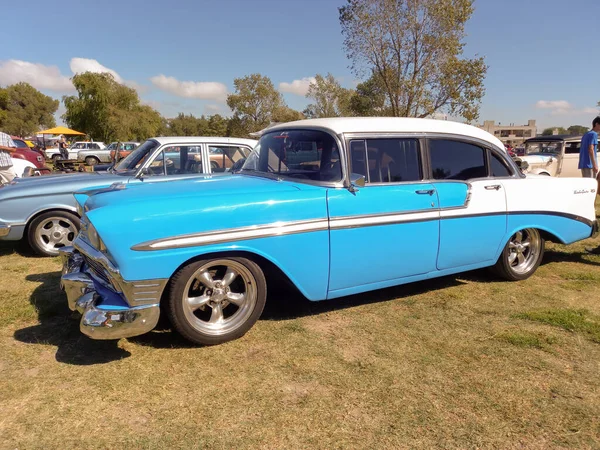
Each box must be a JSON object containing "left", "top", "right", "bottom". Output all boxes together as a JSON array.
[
  {"left": 579, "top": 116, "right": 600, "bottom": 178},
  {"left": 579, "top": 117, "right": 600, "bottom": 254}
]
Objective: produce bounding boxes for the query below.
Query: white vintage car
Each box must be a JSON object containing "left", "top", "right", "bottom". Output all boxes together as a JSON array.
[
  {"left": 60, "top": 118, "right": 599, "bottom": 346},
  {"left": 518, "top": 135, "right": 584, "bottom": 177}
]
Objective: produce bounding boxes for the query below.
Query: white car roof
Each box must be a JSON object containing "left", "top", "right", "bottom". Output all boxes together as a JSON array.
[
  {"left": 267, "top": 117, "right": 506, "bottom": 151},
  {"left": 152, "top": 136, "right": 258, "bottom": 147}
]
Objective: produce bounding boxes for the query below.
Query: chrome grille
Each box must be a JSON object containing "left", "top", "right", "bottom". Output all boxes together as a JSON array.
[{"left": 83, "top": 254, "right": 112, "bottom": 287}]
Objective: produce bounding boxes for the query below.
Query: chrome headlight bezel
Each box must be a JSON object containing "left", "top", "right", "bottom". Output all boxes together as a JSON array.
[{"left": 86, "top": 222, "right": 106, "bottom": 252}]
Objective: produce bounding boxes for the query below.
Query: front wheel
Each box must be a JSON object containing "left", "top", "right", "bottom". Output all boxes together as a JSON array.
[
  {"left": 492, "top": 228, "right": 544, "bottom": 281},
  {"left": 166, "top": 257, "right": 267, "bottom": 345},
  {"left": 27, "top": 210, "right": 80, "bottom": 256},
  {"left": 85, "top": 156, "right": 99, "bottom": 166}
]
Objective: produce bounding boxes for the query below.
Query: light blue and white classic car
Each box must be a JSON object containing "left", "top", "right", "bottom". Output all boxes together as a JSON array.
[
  {"left": 0, "top": 137, "right": 256, "bottom": 256},
  {"left": 61, "top": 118, "right": 599, "bottom": 346}
]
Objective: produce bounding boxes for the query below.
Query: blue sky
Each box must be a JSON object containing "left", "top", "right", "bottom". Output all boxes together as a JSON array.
[{"left": 2, "top": 0, "right": 599, "bottom": 129}]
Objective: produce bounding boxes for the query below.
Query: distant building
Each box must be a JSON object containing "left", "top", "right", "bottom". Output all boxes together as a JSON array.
[{"left": 479, "top": 120, "right": 537, "bottom": 146}]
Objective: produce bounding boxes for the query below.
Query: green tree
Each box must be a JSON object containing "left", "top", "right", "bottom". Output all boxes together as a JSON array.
[
  {"left": 63, "top": 72, "right": 163, "bottom": 142},
  {"left": 226, "top": 74, "right": 286, "bottom": 135},
  {"left": 567, "top": 125, "right": 589, "bottom": 135},
  {"left": 348, "top": 75, "right": 388, "bottom": 116},
  {"left": 168, "top": 113, "right": 202, "bottom": 136},
  {"left": 272, "top": 106, "right": 305, "bottom": 123},
  {"left": 0, "top": 82, "right": 58, "bottom": 136},
  {"left": 339, "top": 0, "right": 487, "bottom": 121},
  {"left": 304, "top": 73, "right": 353, "bottom": 118},
  {"left": 542, "top": 127, "right": 568, "bottom": 136}
]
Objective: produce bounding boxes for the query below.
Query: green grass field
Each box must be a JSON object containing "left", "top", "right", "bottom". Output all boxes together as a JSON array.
[{"left": 1, "top": 222, "right": 600, "bottom": 448}]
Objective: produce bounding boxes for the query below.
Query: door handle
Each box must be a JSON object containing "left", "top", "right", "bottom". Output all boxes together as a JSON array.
[
  {"left": 415, "top": 189, "right": 435, "bottom": 195},
  {"left": 485, "top": 185, "right": 502, "bottom": 191}
]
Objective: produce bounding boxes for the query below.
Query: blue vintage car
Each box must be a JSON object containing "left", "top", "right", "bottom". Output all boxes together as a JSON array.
[
  {"left": 0, "top": 137, "right": 256, "bottom": 256},
  {"left": 60, "top": 118, "right": 599, "bottom": 346}
]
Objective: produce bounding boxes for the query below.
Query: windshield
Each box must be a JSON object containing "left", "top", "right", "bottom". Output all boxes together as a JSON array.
[
  {"left": 114, "top": 139, "right": 159, "bottom": 172},
  {"left": 106, "top": 143, "right": 117, "bottom": 150},
  {"left": 525, "top": 141, "right": 562, "bottom": 156},
  {"left": 241, "top": 130, "right": 342, "bottom": 182}
]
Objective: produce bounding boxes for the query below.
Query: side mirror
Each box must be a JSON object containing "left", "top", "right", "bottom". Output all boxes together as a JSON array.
[
  {"left": 137, "top": 167, "right": 150, "bottom": 179},
  {"left": 349, "top": 173, "right": 366, "bottom": 192},
  {"left": 514, "top": 159, "right": 529, "bottom": 172}
]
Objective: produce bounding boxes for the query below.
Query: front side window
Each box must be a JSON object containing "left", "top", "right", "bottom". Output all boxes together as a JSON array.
[
  {"left": 242, "top": 130, "right": 341, "bottom": 183},
  {"left": 350, "top": 138, "right": 421, "bottom": 183},
  {"left": 430, "top": 139, "right": 487, "bottom": 180},
  {"left": 146, "top": 145, "right": 204, "bottom": 176},
  {"left": 209, "top": 146, "right": 251, "bottom": 172},
  {"left": 115, "top": 139, "right": 159, "bottom": 172}
]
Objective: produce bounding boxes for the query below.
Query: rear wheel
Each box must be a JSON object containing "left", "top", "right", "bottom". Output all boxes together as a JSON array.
[
  {"left": 167, "top": 257, "right": 267, "bottom": 345},
  {"left": 51, "top": 154, "right": 61, "bottom": 164},
  {"left": 492, "top": 228, "right": 544, "bottom": 281},
  {"left": 28, "top": 210, "right": 80, "bottom": 257},
  {"left": 85, "top": 156, "right": 99, "bottom": 166}
]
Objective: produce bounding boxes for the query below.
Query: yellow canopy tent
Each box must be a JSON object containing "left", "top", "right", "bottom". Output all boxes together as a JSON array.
[{"left": 37, "top": 126, "right": 85, "bottom": 136}]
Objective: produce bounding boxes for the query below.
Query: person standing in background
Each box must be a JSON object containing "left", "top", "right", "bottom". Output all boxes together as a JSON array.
[
  {"left": 0, "top": 131, "right": 17, "bottom": 184},
  {"left": 579, "top": 116, "right": 600, "bottom": 178}
]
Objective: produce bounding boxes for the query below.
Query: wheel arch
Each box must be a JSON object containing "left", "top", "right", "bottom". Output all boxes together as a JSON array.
[
  {"left": 25, "top": 206, "right": 80, "bottom": 233},
  {"left": 164, "top": 249, "right": 308, "bottom": 301},
  {"left": 496, "top": 224, "right": 563, "bottom": 261}
]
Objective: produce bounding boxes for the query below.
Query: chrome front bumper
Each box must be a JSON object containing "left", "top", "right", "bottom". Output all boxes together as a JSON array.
[{"left": 60, "top": 246, "right": 160, "bottom": 340}]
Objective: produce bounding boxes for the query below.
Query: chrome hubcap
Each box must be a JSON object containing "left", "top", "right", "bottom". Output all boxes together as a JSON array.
[
  {"left": 507, "top": 228, "right": 541, "bottom": 275},
  {"left": 182, "top": 260, "right": 256, "bottom": 336},
  {"left": 36, "top": 217, "right": 77, "bottom": 254}
]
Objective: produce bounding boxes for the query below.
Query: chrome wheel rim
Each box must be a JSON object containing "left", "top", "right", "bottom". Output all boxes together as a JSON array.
[
  {"left": 507, "top": 228, "right": 541, "bottom": 275},
  {"left": 86, "top": 157, "right": 98, "bottom": 166},
  {"left": 182, "top": 260, "right": 257, "bottom": 336},
  {"left": 35, "top": 217, "right": 77, "bottom": 254}
]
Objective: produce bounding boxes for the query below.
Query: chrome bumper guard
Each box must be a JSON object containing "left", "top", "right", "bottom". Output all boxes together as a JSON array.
[{"left": 59, "top": 246, "right": 160, "bottom": 340}]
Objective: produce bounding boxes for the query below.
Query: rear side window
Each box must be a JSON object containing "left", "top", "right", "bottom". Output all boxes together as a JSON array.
[
  {"left": 350, "top": 138, "right": 421, "bottom": 183},
  {"left": 430, "top": 140, "right": 486, "bottom": 180},
  {"left": 565, "top": 142, "right": 581, "bottom": 154},
  {"left": 490, "top": 152, "right": 512, "bottom": 177}
]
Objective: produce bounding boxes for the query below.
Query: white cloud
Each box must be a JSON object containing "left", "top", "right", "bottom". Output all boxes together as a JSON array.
[
  {"left": 536, "top": 100, "right": 598, "bottom": 116},
  {"left": 0, "top": 60, "right": 73, "bottom": 92},
  {"left": 279, "top": 77, "right": 316, "bottom": 96},
  {"left": 150, "top": 74, "right": 228, "bottom": 101},
  {"left": 70, "top": 57, "right": 123, "bottom": 83}
]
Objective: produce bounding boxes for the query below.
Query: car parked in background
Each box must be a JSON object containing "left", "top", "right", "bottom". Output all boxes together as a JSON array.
[
  {"left": 110, "top": 142, "right": 140, "bottom": 162},
  {"left": 516, "top": 135, "right": 583, "bottom": 177},
  {"left": 45, "top": 141, "right": 106, "bottom": 162},
  {"left": 59, "top": 118, "right": 599, "bottom": 346},
  {"left": 78, "top": 141, "right": 139, "bottom": 166},
  {"left": 0, "top": 137, "right": 257, "bottom": 256},
  {"left": 10, "top": 137, "right": 47, "bottom": 170}
]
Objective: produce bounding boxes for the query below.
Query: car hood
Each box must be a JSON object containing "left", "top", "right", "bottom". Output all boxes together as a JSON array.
[
  {"left": 0, "top": 172, "right": 127, "bottom": 199},
  {"left": 84, "top": 174, "right": 302, "bottom": 212}
]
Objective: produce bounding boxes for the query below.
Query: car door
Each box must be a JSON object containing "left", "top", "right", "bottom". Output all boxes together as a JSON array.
[
  {"left": 135, "top": 143, "right": 209, "bottom": 183},
  {"left": 429, "top": 139, "right": 508, "bottom": 270},
  {"left": 327, "top": 137, "right": 440, "bottom": 296},
  {"left": 558, "top": 140, "right": 581, "bottom": 177}
]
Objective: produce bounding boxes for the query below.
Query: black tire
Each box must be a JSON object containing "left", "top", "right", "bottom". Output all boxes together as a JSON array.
[
  {"left": 166, "top": 256, "right": 267, "bottom": 345},
  {"left": 85, "top": 156, "right": 100, "bottom": 166},
  {"left": 210, "top": 161, "right": 219, "bottom": 171},
  {"left": 27, "top": 210, "right": 80, "bottom": 257},
  {"left": 51, "top": 154, "right": 61, "bottom": 163},
  {"left": 492, "top": 228, "right": 544, "bottom": 281}
]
